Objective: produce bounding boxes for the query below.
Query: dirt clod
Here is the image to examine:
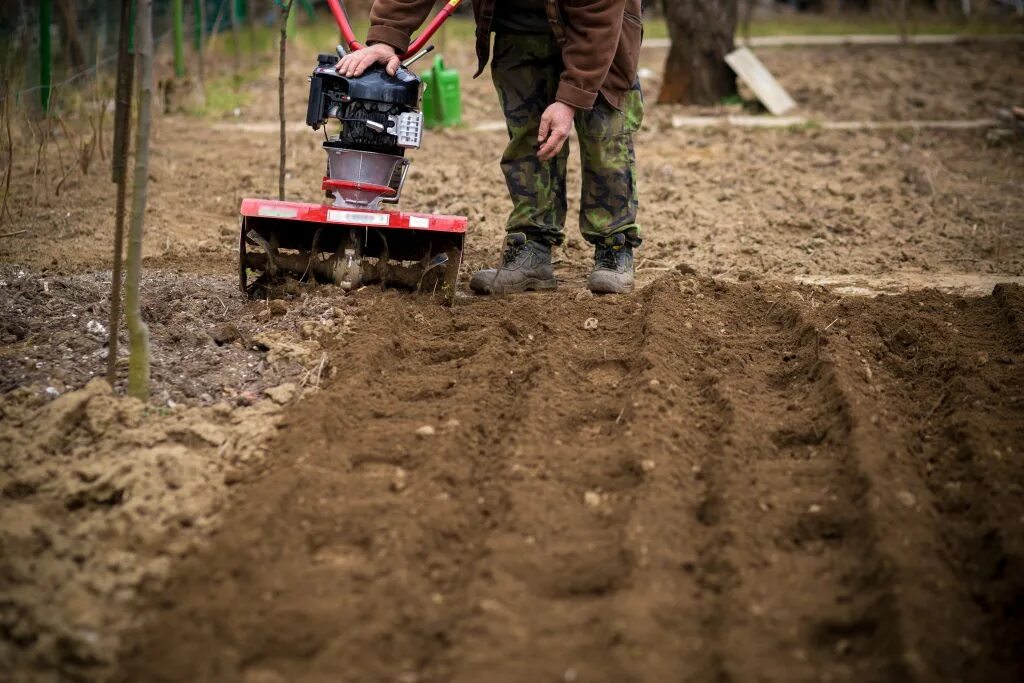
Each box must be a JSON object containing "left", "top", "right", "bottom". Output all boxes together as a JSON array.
[
  {"left": 211, "top": 322, "right": 241, "bottom": 346},
  {"left": 263, "top": 383, "right": 298, "bottom": 405}
]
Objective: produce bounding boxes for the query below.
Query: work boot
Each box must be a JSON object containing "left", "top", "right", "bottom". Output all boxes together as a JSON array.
[
  {"left": 588, "top": 234, "right": 634, "bottom": 294},
  {"left": 469, "top": 232, "right": 557, "bottom": 295}
]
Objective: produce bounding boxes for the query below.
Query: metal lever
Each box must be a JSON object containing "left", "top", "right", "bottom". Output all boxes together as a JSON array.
[
  {"left": 336, "top": 44, "right": 347, "bottom": 59},
  {"left": 401, "top": 44, "right": 435, "bottom": 69}
]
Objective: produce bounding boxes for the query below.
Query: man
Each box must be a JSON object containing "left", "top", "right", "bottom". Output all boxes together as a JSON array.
[{"left": 338, "top": 0, "right": 644, "bottom": 294}]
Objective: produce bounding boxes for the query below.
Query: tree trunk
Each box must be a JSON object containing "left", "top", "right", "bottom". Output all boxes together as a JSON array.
[
  {"left": 278, "top": 0, "right": 295, "bottom": 201},
  {"left": 126, "top": 0, "right": 154, "bottom": 399},
  {"left": 106, "top": 0, "right": 134, "bottom": 383},
  {"left": 658, "top": 0, "right": 738, "bottom": 105},
  {"left": 55, "top": 0, "right": 87, "bottom": 72}
]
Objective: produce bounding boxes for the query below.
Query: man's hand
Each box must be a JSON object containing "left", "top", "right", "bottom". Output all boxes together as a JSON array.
[
  {"left": 336, "top": 43, "right": 400, "bottom": 78},
  {"left": 537, "top": 101, "right": 575, "bottom": 161}
]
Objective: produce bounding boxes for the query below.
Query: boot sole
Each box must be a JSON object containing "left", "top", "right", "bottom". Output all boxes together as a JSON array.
[
  {"left": 470, "top": 277, "right": 558, "bottom": 295},
  {"left": 587, "top": 280, "right": 635, "bottom": 295}
]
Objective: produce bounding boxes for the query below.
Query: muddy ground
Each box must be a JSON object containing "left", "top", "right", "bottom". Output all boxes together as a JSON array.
[{"left": 1, "top": 36, "right": 1023, "bottom": 682}]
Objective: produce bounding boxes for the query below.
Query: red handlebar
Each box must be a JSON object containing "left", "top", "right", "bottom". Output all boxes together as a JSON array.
[{"left": 326, "top": 0, "right": 464, "bottom": 61}]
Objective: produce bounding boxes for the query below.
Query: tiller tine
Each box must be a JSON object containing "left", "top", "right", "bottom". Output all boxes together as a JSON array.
[{"left": 239, "top": 200, "right": 465, "bottom": 304}]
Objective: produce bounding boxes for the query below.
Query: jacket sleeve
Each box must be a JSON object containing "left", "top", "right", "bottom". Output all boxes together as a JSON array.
[
  {"left": 556, "top": 0, "right": 626, "bottom": 109},
  {"left": 365, "top": 0, "right": 436, "bottom": 53}
]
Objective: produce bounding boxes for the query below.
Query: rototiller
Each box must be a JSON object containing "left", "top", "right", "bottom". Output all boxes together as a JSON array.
[{"left": 238, "top": 0, "right": 466, "bottom": 302}]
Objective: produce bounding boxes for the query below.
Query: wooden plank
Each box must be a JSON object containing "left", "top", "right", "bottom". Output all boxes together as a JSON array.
[{"left": 725, "top": 46, "right": 797, "bottom": 116}]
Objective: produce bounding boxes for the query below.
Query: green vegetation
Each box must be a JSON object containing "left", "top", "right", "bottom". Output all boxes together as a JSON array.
[{"left": 188, "top": 69, "right": 253, "bottom": 117}]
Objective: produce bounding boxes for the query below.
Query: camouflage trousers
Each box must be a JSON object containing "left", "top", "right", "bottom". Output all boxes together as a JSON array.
[{"left": 491, "top": 31, "right": 644, "bottom": 247}]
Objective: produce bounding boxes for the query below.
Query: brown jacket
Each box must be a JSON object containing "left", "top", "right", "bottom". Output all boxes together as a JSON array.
[{"left": 366, "top": 0, "right": 643, "bottom": 110}]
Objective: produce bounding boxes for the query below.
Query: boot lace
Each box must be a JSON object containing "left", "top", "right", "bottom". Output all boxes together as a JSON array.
[
  {"left": 595, "top": 245, "right": 621, "bottom": 271},
  {"left": 502, "top": 240, "right": 526, "bottom": 266}
]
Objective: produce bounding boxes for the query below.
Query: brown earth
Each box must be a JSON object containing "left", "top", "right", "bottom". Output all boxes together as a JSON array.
[
  {"left": 118, "top": 277, "right": 1024, "bottom": 683},
  {"left": 1, "top": 35, "right": 1023, "bottom": 683}
]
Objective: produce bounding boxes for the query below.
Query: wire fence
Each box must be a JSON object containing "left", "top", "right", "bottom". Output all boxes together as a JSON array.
[{"left": 0, "top": 0, "right": 292, "bottom": 108}]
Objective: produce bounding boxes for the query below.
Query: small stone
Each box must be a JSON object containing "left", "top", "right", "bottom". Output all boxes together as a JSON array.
[
  {"left": 896, "top": 490, "right": 916, "bottom": 508},
  {"left": 268, "top": 299, "right": 288, "bottom": 316},
  {"left": 640, "top": 459, "right": 656, "bottom": 473},
  {"left": 564, "top": 668, "right": 579, "bottom": 682},
  {"left": 415, "top": 425, "right": 436, "bottom": 437},
  {"left": 976, "top": 351, "right": 989, "bottom": 366},
  {"left": 263, "top": 383, "right": 298, "bottom": 405},
  {"left": 583, "top": 491, "right": 602, "bottom": 507},
  {"left": 808, "top": 504, "right": 822, "bottom": 514},
  {"left": 583, "top": 317, "right": 599, "bottom": 330},
  {"left": 442, "top": 418, "right": 461, "bottom": 431},
  {"left": 391, "top": 468, "right": 407, "bottom": 492},
  {"left": 236, "top": 391, "right": 259, "bottom": 407},
  {"left": 211, "top": 323, "right": 241, "bottom": 346},
  {"left": 649, "top": 378, "right": 660, "bottom": 387}
]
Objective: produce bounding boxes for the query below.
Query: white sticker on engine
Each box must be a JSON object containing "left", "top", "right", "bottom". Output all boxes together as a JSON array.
[
  {"left": 327, "top": 210, "right": 391, "bottom": 226},
  {"left": 408, "top": 216, "right": 430, "bottom": 229}
]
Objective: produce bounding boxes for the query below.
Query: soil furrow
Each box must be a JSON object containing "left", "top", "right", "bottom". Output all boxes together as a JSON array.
[
  {"left": 438, "top": 292, "right": 658, "bottom": 682},
  {"left": 821, "top": 285, "right": 1024, "bottom": 682},
  {"left": 117, "top": 296, "right": 552, "bottom": 682},
  {"left": 683, "top": 281, "right": 908, "bottom": 683},
  {"left": 111, "top": 281, "right": 1024, "bottom": 683}
]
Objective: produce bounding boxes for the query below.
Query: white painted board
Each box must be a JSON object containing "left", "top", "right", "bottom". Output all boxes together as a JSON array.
[{"left": 725, "top": 46, "right": 798, "bottom": 116}]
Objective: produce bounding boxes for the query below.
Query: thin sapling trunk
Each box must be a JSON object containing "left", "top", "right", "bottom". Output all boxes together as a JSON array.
[
  {"left": 126, "top": 0, "right": 155, "bottom": 399},
  {"left": 107, "top": 0, "right": 134, "bottom": 383},
  {"left": 278, "top": 0, "right": 295, "bottom": 201}
]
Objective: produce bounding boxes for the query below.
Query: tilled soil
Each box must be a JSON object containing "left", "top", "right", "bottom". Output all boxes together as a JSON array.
[
  {"left": 118, "top": 277, "right": 1024, "bottom": 683},
  {"left": 2, "top": 36, "right": 1024, "bottom": 683}
]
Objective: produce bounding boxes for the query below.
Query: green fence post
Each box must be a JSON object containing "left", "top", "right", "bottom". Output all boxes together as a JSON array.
[
  {"left": 129, "top": 0, "right": 137, "bottom": 52},
  {"left": 39, "top": 0, "right": 52, "bottom": 111},
  {"left": 173, "top": 0, "right": 186, "bottom": 77},
  {"left": 194, "top": 0, "right": 203, "bottom": 51}
]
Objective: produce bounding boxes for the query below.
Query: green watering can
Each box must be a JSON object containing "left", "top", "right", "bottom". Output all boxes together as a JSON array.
[{"left": 421, "top": 56, "right": 462, "bottom": 128}]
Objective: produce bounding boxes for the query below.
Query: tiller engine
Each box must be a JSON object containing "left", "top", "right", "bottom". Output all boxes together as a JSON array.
[{"left": 239, "top": 0, "right": 466, "bottom": 302}]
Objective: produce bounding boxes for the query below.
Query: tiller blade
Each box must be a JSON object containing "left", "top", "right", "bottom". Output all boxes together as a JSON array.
[{"left": 239, "top": 199, "right": 465, "bottom": 304}]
